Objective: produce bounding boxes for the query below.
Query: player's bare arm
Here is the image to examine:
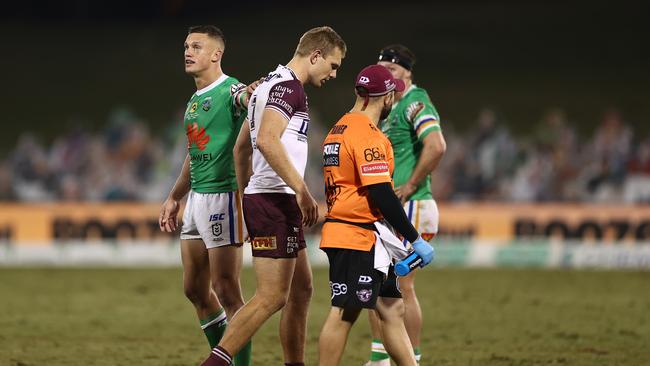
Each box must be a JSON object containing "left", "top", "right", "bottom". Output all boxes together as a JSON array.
[
  {"left": 256, "top": 108, "right": 319, "bottom": 227},
  {"left": 234, "top": 120, "right": 253, "bottom": 196},
  {"left": 395, "top": 131, "right": 446, "bottom": 203},
  {"left": 159, "top": 154, "right": 191, "bottom": 232}
]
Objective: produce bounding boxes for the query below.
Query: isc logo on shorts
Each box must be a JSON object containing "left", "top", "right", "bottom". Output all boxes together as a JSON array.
[
  {"left": 329, "top": 281, "right": 347, "bottom": 299},
  {"left": 252, "top": 236, "right": 277, "bottom": 250}
]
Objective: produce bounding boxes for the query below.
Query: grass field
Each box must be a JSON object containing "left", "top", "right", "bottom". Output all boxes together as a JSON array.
[{"left": 1, "top": 267, "right": 649, "bottom": 366}]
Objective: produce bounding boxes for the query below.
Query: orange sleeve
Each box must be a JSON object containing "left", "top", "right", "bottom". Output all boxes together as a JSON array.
[{"left": 349, "top": 131, "right": 392, "bottom": 187}]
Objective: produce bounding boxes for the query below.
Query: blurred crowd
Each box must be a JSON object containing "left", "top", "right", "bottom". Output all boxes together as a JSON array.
[{"left": 1, "top": 107, "right": 649, "bottom": 204}]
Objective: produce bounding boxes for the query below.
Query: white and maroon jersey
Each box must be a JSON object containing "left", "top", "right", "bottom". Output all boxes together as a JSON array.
[{"left": 245, "top": 65, "right": 310, "bottom": 194}]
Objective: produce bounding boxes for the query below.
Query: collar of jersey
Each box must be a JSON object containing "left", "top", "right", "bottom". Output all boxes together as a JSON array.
[
  {"left": 278, "top": 64, "right": 298, "bottom": 80},
  {"left": 391, "top": 84, "right": 417, "bottom": 111},
  {"left": 196, "top": 74, "right": 229, "bottom": 96}
]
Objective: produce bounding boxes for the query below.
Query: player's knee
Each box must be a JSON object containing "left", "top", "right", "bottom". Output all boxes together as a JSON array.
[
  {"left": 259, "top": 291, "right": 289, "bottom": 313},
  {"left": 289, "top": 280, "right": 313, "bottom": 304},
  {"left": 378, "top": 299, "right": 406, "bottom": 322},
  {"left": 183, "top": 284, "right": 207, "bottom": 306},
  {"left": 212, "top": 280, "right": 242, "bottom": 311}
]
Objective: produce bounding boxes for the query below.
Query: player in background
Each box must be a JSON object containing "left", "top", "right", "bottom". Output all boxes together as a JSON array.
[
  {"left": 158, "top": 25, "right": 258, "bottom": 366},
  {"left": 365, "top": 45, "right": 447, "bottom": 366},
  {"left": 202, "top": 26, "right": 346, "bottom": 366},
  {"left": 317, "top": 64, "right": 434, "bottom": 366}
]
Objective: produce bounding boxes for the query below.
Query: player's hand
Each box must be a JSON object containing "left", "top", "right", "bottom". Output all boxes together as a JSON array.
[
  {"left": 246, "top": 77, "right": 264, "bottom": 95},
  {"left": 395, "top": 182, "right": 417, "bottom": 204},
  {"left": 159, "top": 198, "right": 180, "bottom": 233},
  {"left": 296, "top": 189, "right": 319, "bottom": 227},
  {"left": 412, "top": 236, "right": 435, "bottom": 266}
]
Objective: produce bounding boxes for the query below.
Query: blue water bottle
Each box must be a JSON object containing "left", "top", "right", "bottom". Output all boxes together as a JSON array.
[{"left": 395, "top": 252, "right": 423, "bottom": 276}]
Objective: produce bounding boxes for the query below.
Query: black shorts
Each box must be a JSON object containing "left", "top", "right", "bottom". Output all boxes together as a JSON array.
[
  {"left": 243, "top": 193, "right": 306, "bottom": 258},
  {"left": 323, "top": 246, "right": 401, "bottom": 309}
]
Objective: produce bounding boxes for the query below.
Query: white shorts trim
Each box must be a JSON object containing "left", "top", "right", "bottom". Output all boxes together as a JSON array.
[{"left": 180, "top": 190, "right": 247, "bottom": 249}]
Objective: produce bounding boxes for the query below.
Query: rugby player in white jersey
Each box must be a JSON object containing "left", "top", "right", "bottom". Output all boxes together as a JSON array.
[{"left": 201, "top": 26, "right": 346, "bottom": 366}]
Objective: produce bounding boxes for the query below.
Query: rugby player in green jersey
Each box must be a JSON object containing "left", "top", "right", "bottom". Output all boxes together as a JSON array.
[
  {"left": 158, "top": 25, "right": 257, "bottom": 366},
  {"left": 365, "top": 45, "right": 446, "bottom": 366}
]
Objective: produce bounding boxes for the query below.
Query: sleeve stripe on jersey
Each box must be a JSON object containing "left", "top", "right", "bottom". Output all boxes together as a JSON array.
[
  {"left": 416, "top": 121, "right": 441, "bottom": 136},
  {"left": 233, "top": 89, "right": 247, "bottom": 109},
  {"left": 265, "top": 105, "right": 291, "bottom": 121},
  {"left": 414, "top": 115, "right": 438, "bottom": 130}
]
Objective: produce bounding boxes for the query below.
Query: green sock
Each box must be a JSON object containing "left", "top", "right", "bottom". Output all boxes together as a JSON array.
[
  {"left": 370, "top": 338, "right": 390, "bottom": 361},
  {"left": 200, "top": 309, "right": 227, "bottom": 348},
  {"left": 233, "top": 339, "right": 252, "bottom": 366},
  {"left": 414, "top": 346, "right": 421, "bottom": 363}
]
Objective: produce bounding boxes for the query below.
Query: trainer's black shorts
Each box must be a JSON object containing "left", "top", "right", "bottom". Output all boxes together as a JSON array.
[{"left": 323, "top": 246, "right": 401, "bottom": 309}]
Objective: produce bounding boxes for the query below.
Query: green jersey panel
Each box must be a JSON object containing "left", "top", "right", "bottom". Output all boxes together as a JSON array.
[
  {"left": 380, "top": 85, "right": 441, "bottom": 201},
  {"left": 183, "top": 75, "right": 247, "bottom": 193}
]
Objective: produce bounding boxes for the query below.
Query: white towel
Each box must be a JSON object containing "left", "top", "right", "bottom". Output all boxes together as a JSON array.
[{"left": 373, "top": 221, "right": 411, "bottom": 275}]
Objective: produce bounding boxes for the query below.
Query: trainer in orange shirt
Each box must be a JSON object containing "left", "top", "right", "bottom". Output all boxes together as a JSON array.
[{"left": 317, "top": 65, "right": 434, "bottom": 366}]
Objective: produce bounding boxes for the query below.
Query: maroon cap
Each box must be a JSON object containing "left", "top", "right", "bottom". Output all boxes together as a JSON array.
[{"left": 355, "top": 64, "right": 406, "bottom": 97}]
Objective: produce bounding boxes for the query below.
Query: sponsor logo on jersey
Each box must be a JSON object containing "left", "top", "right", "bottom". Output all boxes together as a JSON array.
[
  {"left": 323, "top": 143, "right": 340, "bottom": 167},
  {"left": 360, "top": 162, "right": 390, "bottom": 176},
  {"left": 212, "top": 223, "right": 222, "bottom": 237},
  {"left": 330, "top": 125, "right": 348, "bottom": 135},
  {"left": 191, "top": 153, "right": 213, "bottom": 162},
  {"left": 363, "top": 147, "right": 386, "bottom": 162},
  {"left": 330, "top": 282, "right": 348, "bottom": 299},
  {"left": 186, "top": 122, "right": 210, "bottom": 151},
  {"left": 406, "top": 101, "right": 425, "bottom": 122},
  {"left": 230, "top": 82, "right": 246, "bottom": 96},
  {"left": 252, "top": 236, "right": 277, "bottom": 250},
  {"left": 190, "top": 102, "right": 198, "bottom": 113},
  {"left": 201, "top": 97, "right": 212, "bottom": 111},
  {"left": 358, "top": 275, "right": 373, "bottom": 284},
  {"left": 356, "top": 289, "right": 373, "bottom": 302}
]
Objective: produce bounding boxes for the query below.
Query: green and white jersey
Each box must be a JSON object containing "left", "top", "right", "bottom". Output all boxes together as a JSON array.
[
  {"left": 379, "top": 84, "right": 441, "bottom": 201},
  {"left": 183, "top": 74, "right": 247, "bottom": 193}
]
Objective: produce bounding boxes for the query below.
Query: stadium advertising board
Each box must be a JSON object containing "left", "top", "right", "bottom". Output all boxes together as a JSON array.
[{"left": 1, "top": 203, "right": 649, "bottom": 244}]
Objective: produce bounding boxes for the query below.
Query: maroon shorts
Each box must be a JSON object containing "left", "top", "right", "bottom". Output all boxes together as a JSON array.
[{"left": 243, "top": 193, "right": 306, "bottom": 258}]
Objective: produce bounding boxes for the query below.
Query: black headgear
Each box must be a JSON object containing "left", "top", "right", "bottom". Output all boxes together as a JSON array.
[{"left": 378, "top": 47, "right": 414, "bottom": 71}]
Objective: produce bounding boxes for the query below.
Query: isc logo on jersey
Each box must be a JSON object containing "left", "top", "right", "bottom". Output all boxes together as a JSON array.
[{"left": 323, "top": 143, "right": 340, "bottom": 167}]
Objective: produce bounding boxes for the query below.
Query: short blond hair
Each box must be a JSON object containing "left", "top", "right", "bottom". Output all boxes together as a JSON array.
[{"left": 295, "top": 26, "right": 347, "bottom": 58}]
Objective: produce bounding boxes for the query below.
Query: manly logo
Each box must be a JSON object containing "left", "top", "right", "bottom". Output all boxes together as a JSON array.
[
  {"left": 330, "top": 282, "right": 348, "bottom": 299},
  {"left": 358, "top": 76, "right": 370, "bottom": 84},
  {"left": 323, "top": 143, "right": 341, "bottom": 167},
  {"left": 212, "top": 223, "right": 222, "bottom": 237},
  {"left": 356, "top": 289, "right": 373, "bottom": 302}
]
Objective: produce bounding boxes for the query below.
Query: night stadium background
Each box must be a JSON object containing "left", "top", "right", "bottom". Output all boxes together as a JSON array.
[{"left": 1, "top": 1, "right": 649, "bottom": 365}]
